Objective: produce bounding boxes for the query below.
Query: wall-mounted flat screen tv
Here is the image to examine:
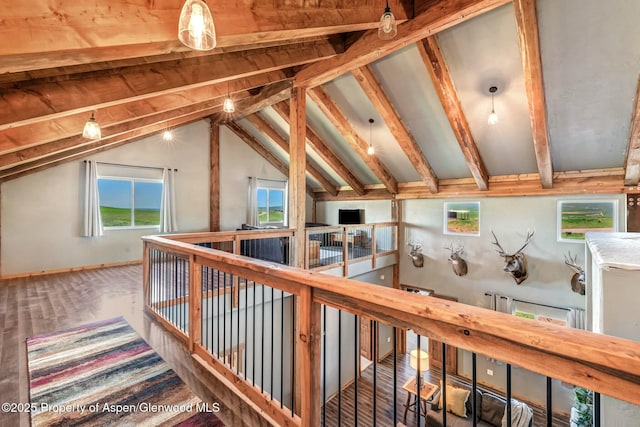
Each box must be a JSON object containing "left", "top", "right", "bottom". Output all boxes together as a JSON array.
[{"left": 338, "top": 209, "right": 364, "bottom": 225}]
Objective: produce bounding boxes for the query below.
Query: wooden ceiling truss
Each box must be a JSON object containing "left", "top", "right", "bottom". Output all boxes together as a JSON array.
[{"left": 0, "top": 0, "right": 631, "bottom": 199}]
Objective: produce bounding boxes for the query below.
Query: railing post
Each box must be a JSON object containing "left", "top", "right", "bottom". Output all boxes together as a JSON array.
[
  {"left": 142, "top": 241, "right": 150, "bottom": 309},
  {"left": 371, "top": 225, "right": 377, "bottom": 269},
  {"left": 188, "top": 255, "right": 202, "bottom": 352},
  {"left": 342, "top": 227, "right": 348, "bottom": 277},
  {"left": 299, "top": 285, "right": 321, "bottom": 427}
]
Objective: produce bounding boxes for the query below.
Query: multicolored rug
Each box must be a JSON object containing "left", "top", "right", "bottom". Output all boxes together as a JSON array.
[{"left": 26, "top": 317, "right": 224, "bottom": 426}]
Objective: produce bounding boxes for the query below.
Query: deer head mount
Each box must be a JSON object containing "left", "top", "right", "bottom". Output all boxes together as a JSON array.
[
  {"left": 407, "top": 241, "right": 424, "bottom": 268},
  {"left": 564, "top": 252, "right": 586, "bottom": 295},
  {"left": 490, "top": 230, "right": 535, "bottom": 285},
  {"left": 445, "top": 242, "right": 468, "bottom": 276}
]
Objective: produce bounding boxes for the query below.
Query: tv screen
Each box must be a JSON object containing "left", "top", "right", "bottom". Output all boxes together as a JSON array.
[{"left": 338, "top": 209, "right": 363, "bottom": 225}]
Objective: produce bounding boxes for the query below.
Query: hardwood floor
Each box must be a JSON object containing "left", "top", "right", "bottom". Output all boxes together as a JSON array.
[
  {"left": 0, "top": 265, "right": 269, "bottom": 427},
  {"left": 323, "top": 352, "right": 570, "bottom": 427}
]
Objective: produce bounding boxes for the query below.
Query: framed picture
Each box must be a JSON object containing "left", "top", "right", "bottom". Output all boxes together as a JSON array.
[
  {"left": 443, "top": 202, "right": 480, "bottom": 236},
  {"left": 557, "top": 200, "right": 618, "bottom": 242}
]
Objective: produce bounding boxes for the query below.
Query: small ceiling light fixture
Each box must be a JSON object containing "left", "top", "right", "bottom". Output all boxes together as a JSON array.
[
  {"left": 378, "top": 0, "right": 398, "bottom": 41},
  {"left": 367, "top": 118, "right": 375, "bottom": 155},
  {"left": 488, "top": 86, "right": 499, "bottom": 126},
  {"left": 162, "top": 129, "right": 173, "bottom": 142},
  {"left": 82, "top": 112, "right": 101, "bottom": 140},
  {"left": 178, "top": 0, "right": 216, "bottom": 51},
  {"left": 223, "top": 81, "right": 235, "bottom": 113}
]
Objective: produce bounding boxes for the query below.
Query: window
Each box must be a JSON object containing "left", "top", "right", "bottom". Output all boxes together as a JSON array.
[
  {"left": 249, "top": 177, "right": 288, "bottom": 227},
  {"left": 96, "top": 164, "right": 164, "bottom": 229}
]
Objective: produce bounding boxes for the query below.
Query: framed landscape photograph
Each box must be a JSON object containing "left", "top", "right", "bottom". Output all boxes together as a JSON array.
[
  {"left": 444, "top": 202, "right": 480, "bottom": 236},
  {"left": 557, "top": 200, "right": 618, "bottom": 242}
]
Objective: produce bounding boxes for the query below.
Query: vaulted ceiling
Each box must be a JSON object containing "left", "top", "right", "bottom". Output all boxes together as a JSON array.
[{"left": 1, "top": 0, "right": 639, "bottom": 200}]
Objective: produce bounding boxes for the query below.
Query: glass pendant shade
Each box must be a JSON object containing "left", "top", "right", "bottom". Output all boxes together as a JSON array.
[
  {"left": 367, "top": 118, "right": 375, "bottom": 155},
  {"left": 163, "top": 130, "right": 173, "bottom": 141},
  {"left": 488, "top": 110, "right": 499, "bottom": 126},
  {"left": 488, "top": 86, "right": 498, "bottom": 125},
  {"left": 223, "top": 96, "right": 235, "bottom": 113},
  {"left": 378, "top": 7, "right": 397, "bottom": 40},
  {"left": 82, "top": 113, "right": 101, "bottom": 140},
  {"left": 178, "top": 0, "right": 216, "bottom": 51}
]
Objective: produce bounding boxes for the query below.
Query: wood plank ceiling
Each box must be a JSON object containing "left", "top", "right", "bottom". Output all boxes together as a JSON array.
[{"left": 0, "top": 0, "right": 639, "bottom": 199}]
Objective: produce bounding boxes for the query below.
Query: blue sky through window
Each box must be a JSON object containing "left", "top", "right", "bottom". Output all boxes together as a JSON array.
[
  {"left": 270, "top": 190, "right": 283, "bottom": 208},
  {"left": 98, "top": 179, "right": 131, "bottom": 208},
  {"left": 257, "top": 189, "right": 267, "bottom": 209},
  {"left": 134, "top": 181, "right": 162, "bottom": 210}
]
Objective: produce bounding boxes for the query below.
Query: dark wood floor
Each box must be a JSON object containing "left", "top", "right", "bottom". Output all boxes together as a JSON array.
[
  {"left": 323, "top": 353, "right": 570, "bottom": 427},
  {"left": 0, "top": 265, "right": 268, "bottom": 427}
]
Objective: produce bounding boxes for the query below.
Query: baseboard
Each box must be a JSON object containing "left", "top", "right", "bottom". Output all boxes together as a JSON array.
[{"left": 1, "top": 260, "right": 142, "bottom": 280}]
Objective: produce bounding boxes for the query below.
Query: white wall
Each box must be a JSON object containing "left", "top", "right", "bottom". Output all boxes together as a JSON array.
[
  {"left": 1, "top": 120, "right": 211, "bottom": 276},
  {"left": 314, "top": 199, "right": 393, "bottom": 225},
  {"left": 218, "top": 125, "right": 314, "bottom": 231},
  {"left": 400, "top": 195, "right": 624, "bottom": 308},
  {"left": 1, "top": 121, "right": 318, "bottom": 276}
]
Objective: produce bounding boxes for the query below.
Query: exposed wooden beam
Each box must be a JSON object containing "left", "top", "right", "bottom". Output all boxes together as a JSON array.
[
  {"left": 271, "top": 102, "right": 366, "bottom": 196},
  {"left": 417, "top": 37, "right": 489, "bottom": 191},
  {"left": 0, "top": 82, "right": 293, "bottom": 180},
  {"left": 289, "top": 87, "right": 308, "bottom": 268},
  {"left": 351, "top": 66, "right": 439, "bottom": 193},
  {"left": 294, "top": 0, "right": 511, "bottom": 88},
  {"left": 0, "top": 114, "right": 208, "bottom": 182},
  {"left": 0, "top": 72, "right": 290, "bottom": 153},
  {"left": 244, "top": 114, "right": 339, "bottom": 196},
  {"left": 0, "top": 94, "right": 234, "bottom": 169},
  {"left": 211, "top": 81, "right": 294, "bottom": 124},
  {"left": 625, "top": 75, "right": 640, "bottom": 186},
  {"left": 225, "top": 123, "right": 290, "bottom": 179},
  {"left": 0, "top": 37, "right": 337, "bottom": 86},
  {"left": 397, "top": 169, "right": 627, "bottom": 199},
  {"left": 226, "top": 122, "right": 314, "bottom": 198},
  {"left": 210, "top": 122, "right": 221, "bottom": 232},
  {"left": 513, "top": 0, "right": 553, "bottom": 188},
  {"left": 314, "top": 168, "right": 628, "bottom": 201},
  {"left": 0, "top": 40, "right": 338, "bottom": 130},
  {"left": 307, "top": 87, "right": 398, "bottom": 194},
  {"left": 0, "top": 82, "right": 290, "bottom": 170},
  {"left": 0, "top": 1, "right": 405, "bottom": 74}
]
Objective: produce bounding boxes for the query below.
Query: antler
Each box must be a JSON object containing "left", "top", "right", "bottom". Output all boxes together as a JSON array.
[
  {"left": 514, "top": 230, "right": 535, "bottom": 255},
  {"left": 444, "top": 242, "right": 453, "bottom": 252},
  {"left": 564, "top": 251, "right": 583, "bottom": 272},
  {"left": 407, "top": 240, "right": 422, "bottom": 251},
  {"left": 490, "top": 230, "right": 506, "bottom": 256}
]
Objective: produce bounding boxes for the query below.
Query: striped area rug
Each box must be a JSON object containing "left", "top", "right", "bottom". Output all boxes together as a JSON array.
[{"left": 27, "top": 317, "right": 224, "bottom": 426}]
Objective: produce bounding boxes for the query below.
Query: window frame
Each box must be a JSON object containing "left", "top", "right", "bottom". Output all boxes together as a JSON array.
[
  {"left": 97, "top": 175, "right": 163, "bottom": 230},
  {"left": 255, "top": 178, "right": 288, "bottom": 228}
]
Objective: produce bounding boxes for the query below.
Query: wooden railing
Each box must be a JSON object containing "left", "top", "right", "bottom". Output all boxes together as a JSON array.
[
  {"left": 304, "top": 222, "right": 397, "bottom": 274},
  {"left": 142, "top": 227, "right": 640, "bottom": 427}
]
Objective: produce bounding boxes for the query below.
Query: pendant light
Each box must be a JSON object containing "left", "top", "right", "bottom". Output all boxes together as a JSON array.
[
  {"left": 178, "top": 0, "right": 216, "bottom": 51},
  {"left": 378, "top": 0, "right": 397, "bottom": 41},
  {"left": 367, "top": 118, "right": 375, "bottom": 155},
  {"left": 82, "top": 112, "right": 101, "bottom": 140},
  {"left": 488, "top": 86, "right": 499, "bottom": 126},
  {"left": 223, "top": 81, "right": 235, "bottom": 113},
  {"left": 162, "top": 129, "right": 173, "bottom": 142}
]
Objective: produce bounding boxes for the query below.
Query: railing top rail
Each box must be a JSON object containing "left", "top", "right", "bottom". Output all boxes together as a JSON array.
[
  {"left": 305, "top": 222, "right": 395, "bottom": 233},
  {"left": 142, "top": 231, "right": 640, "bottom": 405},
  {"left": 149, "top": 228, "right": 296, "bottom": 244}
]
